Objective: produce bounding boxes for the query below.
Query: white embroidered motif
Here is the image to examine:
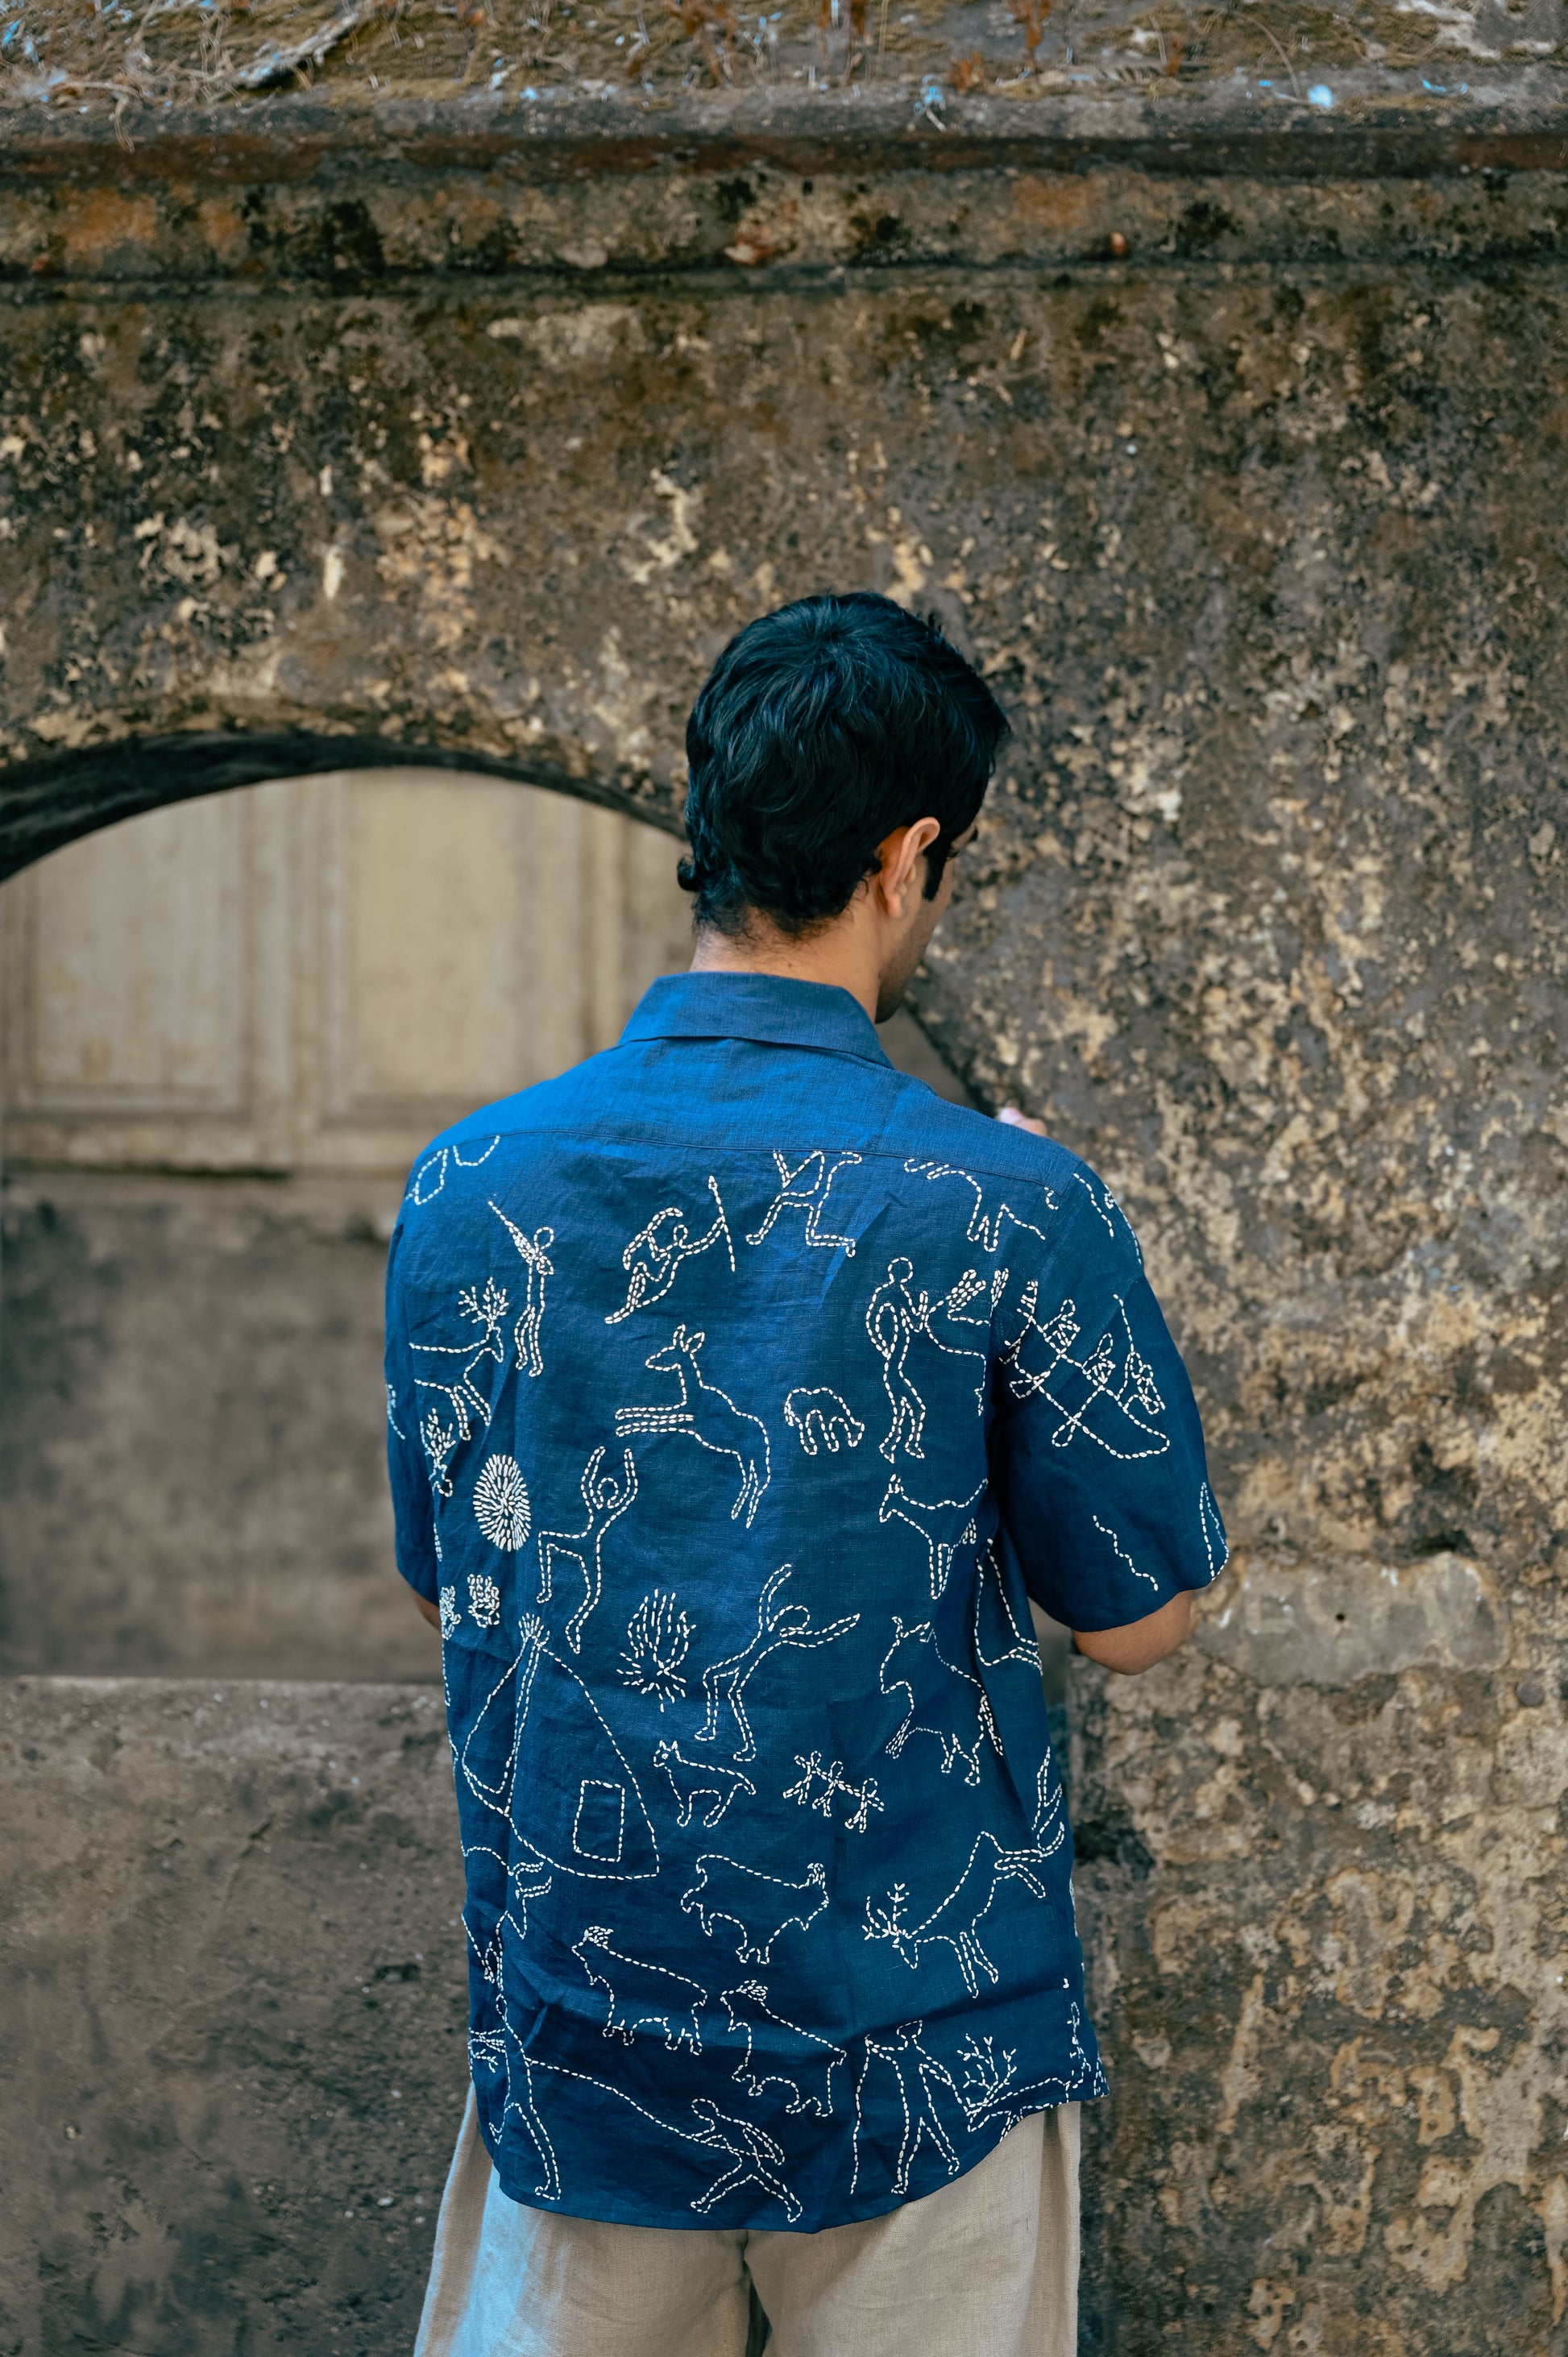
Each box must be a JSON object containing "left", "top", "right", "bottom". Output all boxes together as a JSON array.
[
  {"left": 902, "top": 1158, "right": 1057, "bottom": 1254},
  {"left": 782, "top": 1752, "right": 884, "bottom": 1833},
  {"left": 1092, "top": 1511, "right": 1159, "bottom": 1593},
  {"left": 972, "top": 1542, "right": 1041, "bottom": 1670},
  {"left": 850, "top": 2022, "right": 962, "bottom": 2196},
  {"left": 865, "top": 1259, "right": 989, "bottom": 1463},
  {"left": 461, "top": 1615, "right": 660, "bottom": 1883},
  {"left": 1200, "top": 1482, "right": 1229, "bottom": 1577},
  {"left": 420, "top": 1405, "right": 458, "bottom": 1500},
  {"left": 690, "top": 2098, "right": 803, "bottom": 2224},
  {"left": 681, "top": 1856, "right": 829, "bottom": 1962},
  {"left": 488, "top": 1202, "right": 555, "bottom": 1378},
  {"left": 438, "top": 1587, "right": 460, "bottom": 1640},
  {"left": 878, "top": 1471, "right": 985, "bottom": 1600},
  {"left": 406, "top": 1134, "right": 500, "bottom": 1207},
  {"left": 783, "top": 1387, "right": 865, "bottom": 1457},
  {"left": 999, "top": 1284, "right": 1170, "bottom": 1458},
  {"left": 467, "top": 1572, "right": 502, "bottom": 1629},
  {"left": 697, "top": 1563, "right": 860, "bottom": 1763},
  {"left": 720, "top": 1981, "right": 847, "bottom": 2117},
  {"left": 386, "top": 1383, "right": 406, "bottom": 1440},
  {"left": 572, "top": 1926, "right": 707, "bottom": 2053},
  {"left": 878, "top": 1615, "right": 1002, "bottom": 1787},
  {"left": 537, "top": 1446, "right": 639, "bottom": 1655},
  {"left": 615, "top": 1326, "right": 770, "bottom": 1529},
  {"left": 620, "top": 1591, "right": 692, "bottom": 1707},
  {"left": 862, "top": 1832, "right": 1053, "bottom": 1998},
  {"left": 412, "top": 1276, "right": 509, "bottom": 1441},
  {"left": 653, "top": 1740, "right": 757, "bottom": 1828},
  {"left": 745, "top": 1150, "right": 863, "bottom": 1255},
  {"left": 606, "top": 1177, "right": 736, "bottom": 1325},
  {"left": 474, "top": 1454, "right": 531, "bottom": 1551}
]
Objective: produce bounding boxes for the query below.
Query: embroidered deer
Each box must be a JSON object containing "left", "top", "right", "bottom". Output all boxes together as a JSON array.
[
  {"left": 862, "top": 1831, "right": 1055, "bottom": 1999},
  {"left": 615, "top": 1326, "right": 770, "bottom": 1529}
]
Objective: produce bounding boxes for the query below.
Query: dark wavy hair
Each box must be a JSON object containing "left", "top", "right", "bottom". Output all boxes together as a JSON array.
[{"left": 678, "top": 592, "right": 1010, "bottom": 937}]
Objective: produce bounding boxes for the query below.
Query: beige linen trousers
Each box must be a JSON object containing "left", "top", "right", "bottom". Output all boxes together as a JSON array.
[{"left": 413, "top": 2085, "right": 1081, "bottom": 2357}]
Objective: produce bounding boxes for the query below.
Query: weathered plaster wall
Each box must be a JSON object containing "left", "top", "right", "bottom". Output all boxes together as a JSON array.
[
  {"left": 2, "top": 92, "right": 1565, "bottom": 2355},
  {"left": 0, "top": 1679, "right": 466, "bottom": 2357}
]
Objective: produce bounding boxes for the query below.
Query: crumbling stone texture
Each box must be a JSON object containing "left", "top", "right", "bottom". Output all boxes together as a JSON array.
[{"left": 1, "top": 102, "right": 1565, "bottom": 2353}]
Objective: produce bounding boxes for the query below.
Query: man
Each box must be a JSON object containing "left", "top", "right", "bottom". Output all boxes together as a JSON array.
[{"left": 387, "top": 592, "right": 1226, "bottom": 2357}]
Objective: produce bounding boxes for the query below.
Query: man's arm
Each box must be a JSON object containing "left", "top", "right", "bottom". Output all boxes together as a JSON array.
[
  {"left": 412, "top": 1591, "right": 442, "bottom": 1632},
  {"left": 1072, "top": 1588, "right": 1191, "bottom": 1675}
]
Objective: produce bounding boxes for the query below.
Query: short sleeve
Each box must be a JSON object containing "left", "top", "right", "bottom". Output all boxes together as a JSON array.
[
  {"left": 384, "top": 1222, "right": 440, "bottom": 1605},
  {"left": 989, "top": 1181, "right": 1226, "bottom": 1631}
]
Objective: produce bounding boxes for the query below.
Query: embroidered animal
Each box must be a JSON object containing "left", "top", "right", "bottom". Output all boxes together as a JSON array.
[
  {"left": 746, "top": 1149, "right": 862, "bottom": 1255},
  {"left": 720, "top": 1981, "right": 847, "bottom": 2118},
  {"left": 878, "top": 1616, "right": 1002, "bottom": 1787},
  {"left": 784, "top": 1387, "right": 865, "bottom": 1458},
  {"left": 615, "top": 1326, "right": 771, "bottom": 1529},
  {"left": 902, "top": 1159, "right": 1057, "bottom": 1255},
  {"left": 536, "top": 1445, "right": 639, "bottom": 1654},
  {"left": 681, "top": 1856, "right": 829, "bottom": 1963},
  {"left": 998, "top": 1283, "right": 1169, "bottom": 1459},
  {"left": 698, "top": 1562, "right": 860, "bottom": 1763},
  {"left": 607, "top": 1177, "right": 735, "bottom": 1325},
  {"left": 653, "top": 1740, "right": 757, "bottom": 1829},
  {"left": 862, "top": 1832, "right": 1054, "bottom": 1998},
  {"left": 572, "top": 1926, "right": 706, "bottom": 2054},
  {"left": 411, "top": 1276, "right": 510, "bottom": 1441},
  {"left": 489, "top": 1201, "right": 555, "bottom": 1378},
  {"left": 878, "top": 1473, "right": 985, "bottom": 1600}
]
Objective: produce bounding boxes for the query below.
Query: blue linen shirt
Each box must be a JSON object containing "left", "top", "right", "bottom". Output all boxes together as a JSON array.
[{"left": 384, "top": 971, "right": 1225, "bottom": 2233}]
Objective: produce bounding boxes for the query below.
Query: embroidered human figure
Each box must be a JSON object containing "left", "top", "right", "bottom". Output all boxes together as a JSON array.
[
  {"left": 697, "top": 1563, "right": 860, "bottom": 1762},
  {"left": 607, "top": 1177, "right": 736, "bottom": 1325},
  {"left": 490, "top": 1201, "right": 555, "bottom": 1378},
  {"left": 745, "top": 1149, "right": 863, "bottom": 1255},
  {"left": 851, "top": 2023, "right": 962, "bottom": 2196},
  {"left": 537, "top": 1446, "right": 639, "bottom": 1655},
  {"left": 615, "top": 1325, "right": 771, "bottom": 1528},
  {"left": 689, "top": 2099, "right": 802, "bottom": 2223},
  {"left": 866, "top": 1258, "right": 929, "bottom": 1461}
]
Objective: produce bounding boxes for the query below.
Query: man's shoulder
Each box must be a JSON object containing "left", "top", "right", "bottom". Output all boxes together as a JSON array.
[{"left": 394, "top": 1050, "right": 625, "bottom": 1222}]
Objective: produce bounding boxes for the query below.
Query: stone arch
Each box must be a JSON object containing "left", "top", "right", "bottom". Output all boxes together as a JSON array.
[{"left": 0, "top": 728, "right": 682, "bottom": 886}]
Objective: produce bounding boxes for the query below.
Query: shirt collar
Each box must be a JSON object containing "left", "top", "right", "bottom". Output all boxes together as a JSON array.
[{"left": 620, "top": 971, "right": 893, "bottom": 1067}]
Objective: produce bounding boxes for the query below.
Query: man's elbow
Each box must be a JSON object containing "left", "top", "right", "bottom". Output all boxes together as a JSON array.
[{"left": 1072, "top": 1588, "right": 1193, "bottom": 1676}]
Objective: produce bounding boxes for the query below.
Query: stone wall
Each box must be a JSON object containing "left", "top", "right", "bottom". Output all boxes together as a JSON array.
[{"left": 2, "top": 79, "right": 1566, "bottom": 2355}]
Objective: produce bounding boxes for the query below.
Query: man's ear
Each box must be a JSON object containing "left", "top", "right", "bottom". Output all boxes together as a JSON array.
[{"left": 877, "top": 819, "right": 941, "bottom": 918}]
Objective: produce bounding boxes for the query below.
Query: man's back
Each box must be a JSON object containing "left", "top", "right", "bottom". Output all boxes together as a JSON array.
[{"left": 386, "top": 971, "right": 1221, "bottom": 2234}]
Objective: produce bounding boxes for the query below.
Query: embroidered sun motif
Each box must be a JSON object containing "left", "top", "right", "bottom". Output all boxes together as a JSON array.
[{"left": 474, "top": 1453, "right": 531, "bottom": 1550}]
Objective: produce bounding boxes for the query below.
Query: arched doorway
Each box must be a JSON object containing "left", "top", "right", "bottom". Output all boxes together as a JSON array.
[{"left": 0, "top": 766, "right": 972, "bottom": 1679}]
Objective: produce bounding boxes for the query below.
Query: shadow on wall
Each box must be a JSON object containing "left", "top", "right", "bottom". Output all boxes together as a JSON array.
[{"left": 0, "top": 768, "right": 974, "bottom": 1681}]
